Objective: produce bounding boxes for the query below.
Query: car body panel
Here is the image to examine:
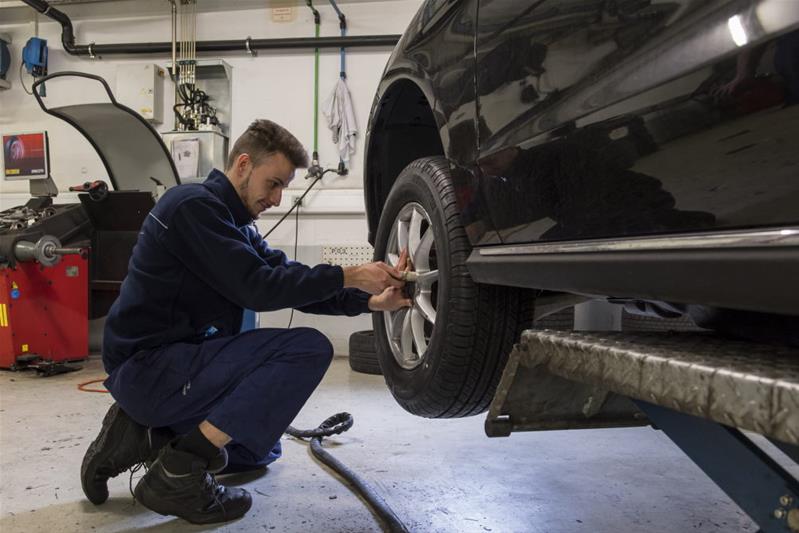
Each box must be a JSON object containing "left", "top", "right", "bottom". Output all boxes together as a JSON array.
[
  {"left": 364, "top": 0, "right": 799, "bottom": 315},
  {"left": 365, "top": 0, "right": 504, "bottom": 245},
  {"left": 474, "top": 0, "right": 799, "bottom": 243}
]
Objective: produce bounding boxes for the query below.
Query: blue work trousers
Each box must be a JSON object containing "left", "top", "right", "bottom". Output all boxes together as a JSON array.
[{"left": 104, "top": 327, "right": 334, "bottom": 471}]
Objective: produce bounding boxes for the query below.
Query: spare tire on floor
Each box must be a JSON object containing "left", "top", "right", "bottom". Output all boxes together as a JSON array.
[{"left": 348, "top": 330, "right": 382, "bottom": 375}]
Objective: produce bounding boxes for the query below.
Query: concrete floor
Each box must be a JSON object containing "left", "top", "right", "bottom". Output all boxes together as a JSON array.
[{"left": 0, "top": 356, "right": 762, "bottom": 533}]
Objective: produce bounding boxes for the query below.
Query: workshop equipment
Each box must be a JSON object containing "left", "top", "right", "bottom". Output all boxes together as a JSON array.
[
  {"left": 22, "top": 37, "right": 47, "bottom": 77},
  {"left": 22, "top": 37, "right": 47, "bottom": 96},
  {"left": 30, "top": 71, "right": 181, "bottom": 318},
  {"left": 161, "top": 2, "right": 230, "bottom": 184},
  {"left": 322, "top": 0, "right": 355, "bottom": 174},
  {"left": 169, "top": 0, "right": 222, "bottom": 133},
  {"left": 0, "top": 253, "right": 88, "bottom": 369},
  {"left": 487, "top": 329, "right": 799, "bottom": 533},
  {"left": 1, "top": 71, "right": 182, "bottom": 371},
  {"left": 307, "top": 0, "right": 323, "bottom": 174},
  {"left": 286, "top": 413, "right": 409, "bottom": 533},
  {"left": 1, "top": 129, "right": 92, "bottom": 369}
]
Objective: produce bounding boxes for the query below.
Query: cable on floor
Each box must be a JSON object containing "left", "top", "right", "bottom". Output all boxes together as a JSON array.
[
  {"left": 78, "top": 378, "right": 109, "bottom": 393},
  {"left": 285, "top": 413, "right": 410, "bottom": 533}
]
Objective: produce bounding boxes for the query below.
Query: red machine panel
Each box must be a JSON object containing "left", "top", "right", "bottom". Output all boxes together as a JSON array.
[{"left": 0, "top": 255, "right": 89, "bottom": 368}]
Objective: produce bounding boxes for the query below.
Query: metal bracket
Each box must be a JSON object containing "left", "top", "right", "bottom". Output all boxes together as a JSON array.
[
  {"left": 87, "top": 42, "right": 98, "bottom": 60},
  {"left": 485, "top": 342, "right": 647, "bottom": 437},
  {"left": 637, "top": 401, "right": 799, "bottom": 533},
  {"left": 486, "top": 328, "right": 799, "bottom": 532},
  {"left": 245, "top": 36, "right": 257, "bottom": 57},
  {"left": 495, "top": 330, "right": 799, "bottom": 446}
]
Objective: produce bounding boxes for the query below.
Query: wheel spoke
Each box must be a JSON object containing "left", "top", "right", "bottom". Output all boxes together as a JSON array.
[
  {"left": 387, "top": 252, "right": 400, "bottom": 267},
  {"left": 397, "top": 218, "right": 409, "bottom": 254},
  {"left": 400, "top": 308, "right": 414, "bottom": 359},
  {"left": 408, "top": 208, "right": 423, "bottom": 258},
  {"left": 411, "top": 308, "right": 427, "bottom": 355},
  {"left": 414, "top": 227, "right": 434, "bottom": 271},
  {"left": 389, "top": 308, "right": 405, "bottom": 342},
  {"left": 416, "top": 269, "right": 438, "bottom": 289},
  {"left": 416, "top": 292, "right": 437, "bottom": 324}
]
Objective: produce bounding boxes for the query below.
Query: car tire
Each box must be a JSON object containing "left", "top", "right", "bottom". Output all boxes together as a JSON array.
[
  {"left": 348, "top": 330, "right": 382, "bottom": 375},
  {"left": 372, "top": 156, "right": 534, "bottom": 418}
]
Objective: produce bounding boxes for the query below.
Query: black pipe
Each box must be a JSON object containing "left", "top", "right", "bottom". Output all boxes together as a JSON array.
[
  {"left": 20, "top": 0, "right": 400, "bottom": 57},
  {"left": 21, "top": 0, "right": 78, "bottom": 54}
]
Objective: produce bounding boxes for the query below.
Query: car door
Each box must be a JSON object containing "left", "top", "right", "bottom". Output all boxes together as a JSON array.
[{"left": 474, "top": 0, "right": 799, "bottom": 244}]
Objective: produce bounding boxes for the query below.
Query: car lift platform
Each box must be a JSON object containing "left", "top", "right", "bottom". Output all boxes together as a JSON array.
[{"left": 486, "top": 330, "right": 799, "bottom": 533}]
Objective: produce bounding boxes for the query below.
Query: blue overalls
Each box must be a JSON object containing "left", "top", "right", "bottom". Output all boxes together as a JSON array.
[{"left": 102, "top": 169, "right": 370, "bottom": 471}]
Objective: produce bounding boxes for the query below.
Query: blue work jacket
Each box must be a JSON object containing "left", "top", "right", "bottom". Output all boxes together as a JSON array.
[{"left": 102, "top": 168, "right": 370, "bottom": 374}]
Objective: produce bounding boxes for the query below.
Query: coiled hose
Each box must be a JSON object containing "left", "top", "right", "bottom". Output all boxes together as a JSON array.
[{"left": 285, "top": 413, "right": 410, "bottom": 533}]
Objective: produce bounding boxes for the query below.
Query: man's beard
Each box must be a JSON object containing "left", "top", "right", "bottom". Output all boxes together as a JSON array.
[
  {"left": 239, "top": 169, "right": 258, "bottom": 217},
  {"left": 240, "top": 168, "right": 251, "bottom": 193}
]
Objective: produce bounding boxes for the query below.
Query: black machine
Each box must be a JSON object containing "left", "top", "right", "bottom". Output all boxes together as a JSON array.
[
  {"left": 0, "top": 71, "right": 181, "bottom": 318},
  {"left": 1, "top": 130, "right": 89, "bottom": 269}
]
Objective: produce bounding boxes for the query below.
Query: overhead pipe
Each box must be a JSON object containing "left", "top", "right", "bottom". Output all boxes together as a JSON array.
[
  {"left": 20, "top": 0, "right": 400, "bottom": 57},
  {"left": 21, "top": 0, "right": 79, "bottom": 54}
]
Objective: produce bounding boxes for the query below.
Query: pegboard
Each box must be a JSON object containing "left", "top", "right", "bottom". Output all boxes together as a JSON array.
[{"left": 321, "top": 245, "right": 374, "bottom": 267}]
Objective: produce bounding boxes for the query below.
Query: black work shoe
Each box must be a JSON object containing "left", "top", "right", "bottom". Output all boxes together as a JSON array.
[
  {"left": 81, "top": 403, "right": 172, "bottom": 505},
  {"left": 134, "top": 442, "right": 252, "bottom": 524}
]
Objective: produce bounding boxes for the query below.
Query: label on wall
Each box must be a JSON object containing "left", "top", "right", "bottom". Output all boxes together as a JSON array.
[{"left": 271, "top": 7, "right": 295, "bottom": 22}]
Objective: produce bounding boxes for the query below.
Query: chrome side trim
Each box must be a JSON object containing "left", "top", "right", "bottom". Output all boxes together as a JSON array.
[{"left": 478, "top": 228, "right": 799, "bottom": 256}]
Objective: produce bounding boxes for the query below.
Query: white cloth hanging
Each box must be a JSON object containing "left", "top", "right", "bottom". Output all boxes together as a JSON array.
[{"left": 322, "top": 77, "right": 358, "bottom": 163}]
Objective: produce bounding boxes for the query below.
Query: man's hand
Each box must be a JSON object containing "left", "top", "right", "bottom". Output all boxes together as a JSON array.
[
  {"left": 396, "top": 247, "right": 410, "bottom": 272},
  {"left": 343, "top": 261, "right": 404, "bottom": 295},
  {"left": 367, "top": 248, "right": 413, "bottom": 311},
  {"left": 369, "top": 287, "right": 412, "bottom": 312}
]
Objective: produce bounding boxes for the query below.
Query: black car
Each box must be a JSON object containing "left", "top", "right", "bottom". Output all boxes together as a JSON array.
[{"left": 363, "top": 0, "right": 799, "bottom": 418}]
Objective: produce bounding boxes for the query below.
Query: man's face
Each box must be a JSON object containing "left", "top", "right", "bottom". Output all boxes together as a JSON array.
[{"left": 236, "top": 152, "right": 296, "bottom": 218}]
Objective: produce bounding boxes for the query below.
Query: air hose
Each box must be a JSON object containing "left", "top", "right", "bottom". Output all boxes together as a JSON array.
[
  {"left": 285, "top": 413, "right": 410, "bottom": 533},
  {"left": 328, "top": 0, "right": 348, "bottom": 174},
  {"left": 278, "top": 13, "right": 406, "bottom": 529},
  {"left": 306, "top": 0, "right": 321, "bottom": 167}
]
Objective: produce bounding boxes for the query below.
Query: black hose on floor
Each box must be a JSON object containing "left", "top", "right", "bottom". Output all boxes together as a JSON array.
[{"left": 285, "top": 413, "right": 410, "bottom": 533}]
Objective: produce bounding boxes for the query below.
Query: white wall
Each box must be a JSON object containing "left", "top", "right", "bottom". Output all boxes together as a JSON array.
[{"left": 0, "top": 0, "right": 422, "bottom": 354}]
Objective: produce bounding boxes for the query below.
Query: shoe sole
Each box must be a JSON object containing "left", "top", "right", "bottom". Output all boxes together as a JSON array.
[
  {"left": 80, "top": 403, "right": 126, "bottom": 505},
  {"left": 134, "top": 472, "right": 252, "bottom": 525}
]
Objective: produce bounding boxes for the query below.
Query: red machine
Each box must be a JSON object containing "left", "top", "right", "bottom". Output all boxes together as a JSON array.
[
  {"left": 0, "top": 253, "right": 89, "bottom": 369},
  {"left": 0, "top": 72, "right": 184, "bottom": 371}
]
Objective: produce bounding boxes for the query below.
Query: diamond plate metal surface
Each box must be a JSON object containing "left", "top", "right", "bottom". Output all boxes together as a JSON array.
[{"left": 518, "top": 330, "right": 799, "bottom": 445}]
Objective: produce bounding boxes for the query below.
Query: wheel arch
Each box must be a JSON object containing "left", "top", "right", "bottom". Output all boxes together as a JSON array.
[{"left": 364, "top": 77, "right": 445, "bottom": 244}]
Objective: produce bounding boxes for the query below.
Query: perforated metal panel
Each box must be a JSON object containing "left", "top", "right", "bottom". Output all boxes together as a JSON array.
[{"left": 321, "top": 245, "right": 374, "bottom": 267}]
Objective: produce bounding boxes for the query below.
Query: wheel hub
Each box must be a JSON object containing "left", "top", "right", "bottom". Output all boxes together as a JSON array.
[{"left": 383, "top": 202, "right": 439, "bottom": 370}]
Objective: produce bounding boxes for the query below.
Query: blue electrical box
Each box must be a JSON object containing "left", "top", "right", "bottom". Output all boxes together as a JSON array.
[{"left": 23, "top": 37, "right": 48, "bottom": 77}]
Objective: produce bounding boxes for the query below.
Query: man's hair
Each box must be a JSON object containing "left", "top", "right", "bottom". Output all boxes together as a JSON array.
[{"left": 226, "top": 119, "right": 309, "bottom": 170}]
